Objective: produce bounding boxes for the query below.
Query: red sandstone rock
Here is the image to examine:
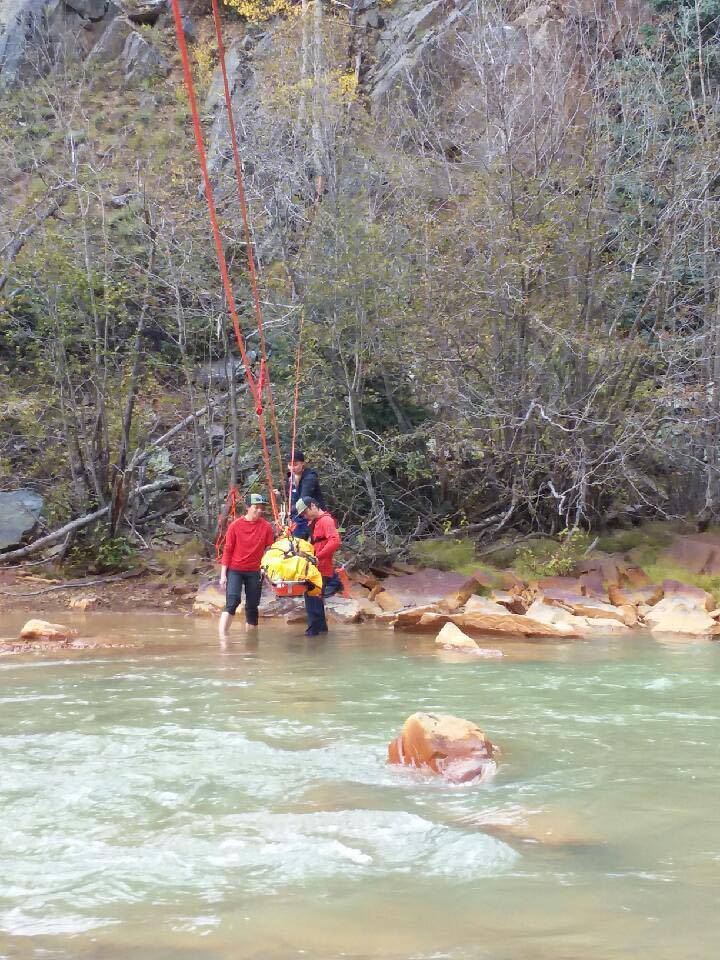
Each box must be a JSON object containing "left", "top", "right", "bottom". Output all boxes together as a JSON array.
[
  {"left": 397, "top": 609, "right": 578, "bottom": 638},
  {"left": 608, "top": 583, "right": 663, "bottom": 608},
  {"left": 380, "top": 569, "right": 482, "bottom": 607},
  {"left": 490, "top": 589, "right": 528, "bottom": 614},
  {"left": 541, "top": 592, "right": 626, "bottom": 623},
  {"left": 19, "top": 619, "right": 78, "bottom": 642},
  {"left": 388, "top": 712, "right": 499, "bottom": 783},
  {"left": 660, "top": 534, "right": 720, "bottom": 576},
  {"left": 374, "top": 590, "right": 405, "bottom": 613}
]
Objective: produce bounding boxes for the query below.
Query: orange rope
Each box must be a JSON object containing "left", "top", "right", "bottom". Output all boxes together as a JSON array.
[
  {"left": 209, "top": 0, "right": 284, "bottom": 484},
  {"left": 169, "top": 0, "right": 279, "bottom": 524}
]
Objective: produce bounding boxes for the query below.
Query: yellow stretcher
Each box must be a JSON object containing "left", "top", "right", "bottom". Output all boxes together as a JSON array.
[{"left": 260, "top": 536, "right": 323, "bottom": 597}]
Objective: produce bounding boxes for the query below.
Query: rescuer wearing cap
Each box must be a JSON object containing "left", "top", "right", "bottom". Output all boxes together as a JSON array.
[
  {"left": 294, "top": 496, "right": 341, "bottom": 636},
  {"left": 287, "top": 449, "right": 324, "bottom": 540},
  {"left": 218, "top": 493, "right": 275, "bottom": 643}
]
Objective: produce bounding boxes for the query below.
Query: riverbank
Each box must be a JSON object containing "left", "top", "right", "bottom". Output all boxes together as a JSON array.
[{"left": 5, "top": 523, "right": 720, "bottom": 649}]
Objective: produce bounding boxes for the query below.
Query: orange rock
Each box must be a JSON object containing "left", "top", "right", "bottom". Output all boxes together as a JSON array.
[
  {"left": 347, "top": 570, "right": 381, "bottom": 589},
  {"left": 388, "top": 712, "right": 499, "bottom": 783},
  {"left": 349, "top": 584, "right": 370, "bottom": 600},
  {"left": 392, "top": 608, "right": 576, "bottom": 638},
  {"left": 621, "top": 565, "right": 651, "bottom": 588},
  {"left": 541, "top": 592, "right": 626, "bottom": 623},
  {"left": 533, "top": 576, "right": 584, "bottom": 594},
  {"left": 435, "top": 621, "right": 480, "bottom": 651},
  {"left": 374, "top": 590, "right": 405, "bottom": 613},
  {"left": 19, "top": 619, "right": 78, "bottom": 642},
  {"left": 438, "top": 576, "right": 481, "bottom": 613},
  {"left": 490, "top": 589, "right": 528, "bottom": 614},
  {"left": 392, "top": 604, "right": 442, "bottom": 628},
  {"left": 608, "top": 583, "right": 663, "bottom": 608}
]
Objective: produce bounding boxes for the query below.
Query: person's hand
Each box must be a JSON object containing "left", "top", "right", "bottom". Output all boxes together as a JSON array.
[{"left": 219, "top": 572, "right": 227, "bottom": 588}]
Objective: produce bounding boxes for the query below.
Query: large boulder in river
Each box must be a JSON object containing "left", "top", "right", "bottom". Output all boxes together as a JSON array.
[
  {"left": 388, "top": 712, "right": 499, "bottom": 784},
  {"left": 19, "top": 619, "right": 78, "bottom": 642},
  {"left": 435, "top": 621, "right": 479, "bottom": 651},
  {"left": 0, "top": 489, "right": 44, "bottom": 550},
  {"left": 435, "top": 622, "right": 503, "bottom": 657}
]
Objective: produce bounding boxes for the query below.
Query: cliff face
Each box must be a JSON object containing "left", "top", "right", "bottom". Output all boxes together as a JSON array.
[{"left": 2, "top": 0, "right": 648, "bottom": 122}]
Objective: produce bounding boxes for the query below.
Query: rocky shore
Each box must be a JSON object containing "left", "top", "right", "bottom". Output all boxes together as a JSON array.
[{"left": 5, "top": 530, "right": 720, "bottom": 655}]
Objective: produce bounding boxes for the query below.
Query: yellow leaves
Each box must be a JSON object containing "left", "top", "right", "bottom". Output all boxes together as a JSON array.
[
  {"left": 223, "top": 0, "right": 297, "bottom": 23},
  {"left": 335, "top": 70, "right": 359, "bottom": 103},
  {"left": 193, "top": 38, "right": 218, "bottom": 92}
]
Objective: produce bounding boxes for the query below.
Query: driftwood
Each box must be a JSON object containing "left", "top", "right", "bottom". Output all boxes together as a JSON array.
[
  {"left": 0, "top": 479, "right": 179, "bottom": 563},
  {"left": 0, "top": 568, "right": 144, "bottom": 599}
]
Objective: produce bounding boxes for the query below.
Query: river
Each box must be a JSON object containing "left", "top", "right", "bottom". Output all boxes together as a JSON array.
[{"left": 1, "top": 613, "right": 719, "bottom": 959}]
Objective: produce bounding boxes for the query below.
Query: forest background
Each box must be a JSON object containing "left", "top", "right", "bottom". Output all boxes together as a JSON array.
[{"left": 1, "top": 0, "right": 720, "bottom": 573}]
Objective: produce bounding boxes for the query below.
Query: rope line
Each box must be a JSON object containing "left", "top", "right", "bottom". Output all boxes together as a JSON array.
[
  {"left": 286, "top": 310, "right": 306, "bottom": 519},
  {"left": 209, "top": 0, "right": 284, "bottom": 483},
  {"left": 169, "top": 0, "right": 280, "bottom": 524}
]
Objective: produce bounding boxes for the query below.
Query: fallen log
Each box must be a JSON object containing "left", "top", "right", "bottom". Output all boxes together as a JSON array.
[{"left": 0, "top": 479, "right": 179, "bottom": 564}]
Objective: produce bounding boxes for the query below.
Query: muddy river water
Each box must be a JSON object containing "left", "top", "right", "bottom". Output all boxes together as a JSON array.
[{"left": 1, "top": 612, "right": 719, "bottom": 959}]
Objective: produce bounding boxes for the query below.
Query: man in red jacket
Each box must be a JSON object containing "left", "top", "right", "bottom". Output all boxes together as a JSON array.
[
  {"left": 219, "top": 493, "right": 275, "bottom": 642},
  {"left": 295, "top": 497, "right": 341, "bottom": 636}
]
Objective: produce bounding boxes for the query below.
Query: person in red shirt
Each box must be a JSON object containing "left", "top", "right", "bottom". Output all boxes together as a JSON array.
[
  {"left": 294, "top": 497, "right": 341, "bottom": 636},
  {"left": 219, "top": 493, "right": 275, "bottom": 642}
]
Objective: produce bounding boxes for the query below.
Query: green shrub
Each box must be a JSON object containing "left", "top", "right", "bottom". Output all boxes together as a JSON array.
[
  {"left": 65, "top": 530, "right": 137, "bottom": 575},
  {"left": 513, "top": 528, "right": 592, "bottom": 580}
]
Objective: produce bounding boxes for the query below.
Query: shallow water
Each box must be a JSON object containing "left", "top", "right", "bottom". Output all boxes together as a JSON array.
[{"left": 1, "top": 612, "right": 719, "bottom": 959}]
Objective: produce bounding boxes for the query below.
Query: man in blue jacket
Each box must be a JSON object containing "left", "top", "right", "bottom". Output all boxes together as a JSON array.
[{"left": 287, "top": 449, "right": 324, "bottom": 539}]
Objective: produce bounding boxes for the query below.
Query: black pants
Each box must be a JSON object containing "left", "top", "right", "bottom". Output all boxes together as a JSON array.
[
  {"left": 225, "top": 570, "right": 262, "bottom": 625},
  {"left": 305, "top": 576, "right": 331, "bottom": 633}
]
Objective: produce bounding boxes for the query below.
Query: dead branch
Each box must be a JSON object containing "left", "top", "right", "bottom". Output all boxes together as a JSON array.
[{"left": 0, "top": 568, "right": 144, "bottom": 598}]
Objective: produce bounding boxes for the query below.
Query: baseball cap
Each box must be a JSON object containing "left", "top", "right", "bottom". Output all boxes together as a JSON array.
[
  {"left": 295, "top": 497, "right": 309, "bottom": 514},
  {"left": 248, "top": 493, "right": 268, "bottom": 507}
]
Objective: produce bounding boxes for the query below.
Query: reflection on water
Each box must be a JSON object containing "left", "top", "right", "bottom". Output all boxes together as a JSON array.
[{"left": 1, "top": 612, "right": 719, "bottom": 959}]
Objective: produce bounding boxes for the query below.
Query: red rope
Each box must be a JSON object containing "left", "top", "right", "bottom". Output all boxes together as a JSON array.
[
  {"left": 169, "top": 0, "right": 279, "bottom": 525},
  {"left": 209, "top": 0, "right": 284, "bottom": 484},
  {"left": 286, "top": 311, "right": 305, "bottom": 519}
]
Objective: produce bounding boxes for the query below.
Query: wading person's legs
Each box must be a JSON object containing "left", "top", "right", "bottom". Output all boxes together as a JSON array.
[
  {"left": 304, "top": 588, "right": 328, "bottom": 636},
  {"left": 243, "top": 571, "right": 262, "bottom": 632},
  {"left": 219, "top": 570, "right": 243, "bottom": 642}
]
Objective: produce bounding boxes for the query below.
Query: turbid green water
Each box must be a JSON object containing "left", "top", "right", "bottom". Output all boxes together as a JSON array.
[{"left": 1, "top": 612, "right": 719, "bottom": 960}]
